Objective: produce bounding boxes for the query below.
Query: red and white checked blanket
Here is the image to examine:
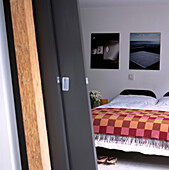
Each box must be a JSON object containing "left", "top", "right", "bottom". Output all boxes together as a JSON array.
[{"left": 92, "top": 108, "right": 169, "bottom": 141}]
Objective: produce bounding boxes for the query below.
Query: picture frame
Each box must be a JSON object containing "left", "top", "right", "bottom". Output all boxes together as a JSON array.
[
  {"left": 91, "top": 33, "right": 120, "bottom": 69},
  {"left": 129, "top": 32, "right": 161, "bottom": 70}
]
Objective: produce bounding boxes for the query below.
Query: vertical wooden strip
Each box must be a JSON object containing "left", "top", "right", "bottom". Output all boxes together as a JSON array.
[{"left": 9, "top": 0, "right": 51, "bottom": 169}]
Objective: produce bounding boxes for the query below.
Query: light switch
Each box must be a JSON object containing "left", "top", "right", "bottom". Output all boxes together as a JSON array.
[{"left": 128, "top": 74, "right": 135, "bottom": 80}]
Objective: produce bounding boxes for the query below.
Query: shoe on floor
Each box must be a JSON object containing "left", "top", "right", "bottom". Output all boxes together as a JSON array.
[
  {"left": 97, "top": 156, "right": 108, "bottom": 164},
  {"left": 106, "top": 157, "right": 117, "bottom": 165}
]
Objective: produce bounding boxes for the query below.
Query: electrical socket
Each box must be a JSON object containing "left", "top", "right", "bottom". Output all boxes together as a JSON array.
[{"left": 128, "top": 74, "right": 135, "bottom": 80}]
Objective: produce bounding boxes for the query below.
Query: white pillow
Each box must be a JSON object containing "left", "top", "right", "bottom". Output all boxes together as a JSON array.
[
  {"left": 109, "top": 95, "right": 157, "bottom": 107},
  {"left": 157, "top": 97, "right": 169, "bottom": 106}
]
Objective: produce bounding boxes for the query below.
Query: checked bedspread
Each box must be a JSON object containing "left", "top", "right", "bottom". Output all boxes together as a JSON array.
[{"left": 92, "top": 108, "right": 169, "bottom": 141}]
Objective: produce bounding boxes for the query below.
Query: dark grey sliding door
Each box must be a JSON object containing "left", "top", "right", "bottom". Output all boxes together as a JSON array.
[{"left": 33, "top": 0, "right": 97, "bottom": 170}]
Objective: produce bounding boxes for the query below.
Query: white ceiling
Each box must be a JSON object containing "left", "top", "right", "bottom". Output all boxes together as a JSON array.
[{"left": 79, "top": 0, "right": 169, "bottom": 8}]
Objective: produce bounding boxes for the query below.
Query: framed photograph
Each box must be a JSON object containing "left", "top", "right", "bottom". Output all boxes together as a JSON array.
[
  {"left": 129, "top": 32, "right": 161, "bottom": 70},
  {"left": 91, "top": 33, "right": 120, "bottom": 69}
]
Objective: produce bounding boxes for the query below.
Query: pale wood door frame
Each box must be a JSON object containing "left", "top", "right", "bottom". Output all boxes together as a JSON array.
[
  {"left": 8, "top": 0, "right": 51, "bottom": 169},
  {"left": 7, "top": 0, "right": 97, "bottom": 169}
]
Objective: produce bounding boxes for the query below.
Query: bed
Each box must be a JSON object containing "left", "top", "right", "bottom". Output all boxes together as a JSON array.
[{"left": 92, "top": 89, "right": 169, "bottom": 156}]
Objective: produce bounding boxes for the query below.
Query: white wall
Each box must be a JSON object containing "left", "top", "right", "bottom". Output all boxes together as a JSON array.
[
  {"left": 80, "top": 4, "right": 169, "bottom": 101},
  {"left": 0, "top": 1, "right": 21, "bottom": 169}
]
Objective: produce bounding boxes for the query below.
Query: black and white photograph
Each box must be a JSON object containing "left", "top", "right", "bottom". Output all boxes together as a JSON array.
[
  {"left": 91, "top": 33, "right": 120, "bottom": 69},
  {"left": 129, "top": 33, "right": 161, "bottom": 70}
]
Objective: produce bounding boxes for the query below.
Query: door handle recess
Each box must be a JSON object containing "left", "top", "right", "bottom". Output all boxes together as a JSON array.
[{"left": 62, "top": 77, "right": 69, "bottom": 91}]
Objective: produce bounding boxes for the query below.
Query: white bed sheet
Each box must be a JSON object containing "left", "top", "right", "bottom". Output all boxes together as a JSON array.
[
  {"left": 97, "top": 100, "right": 169, "bottom": 112},
  {"left": 95, "top": 100, "right": 169, "bottom": 156}
]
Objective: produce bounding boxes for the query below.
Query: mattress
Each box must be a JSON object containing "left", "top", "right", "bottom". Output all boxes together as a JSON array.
[{"left": 92, "top": 93, "right": 169, "bottom": 156}]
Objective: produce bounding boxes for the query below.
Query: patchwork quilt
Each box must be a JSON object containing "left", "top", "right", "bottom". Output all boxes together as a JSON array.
[{"left": 92, "top": 108, "right": 169, "bottom": 141}]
